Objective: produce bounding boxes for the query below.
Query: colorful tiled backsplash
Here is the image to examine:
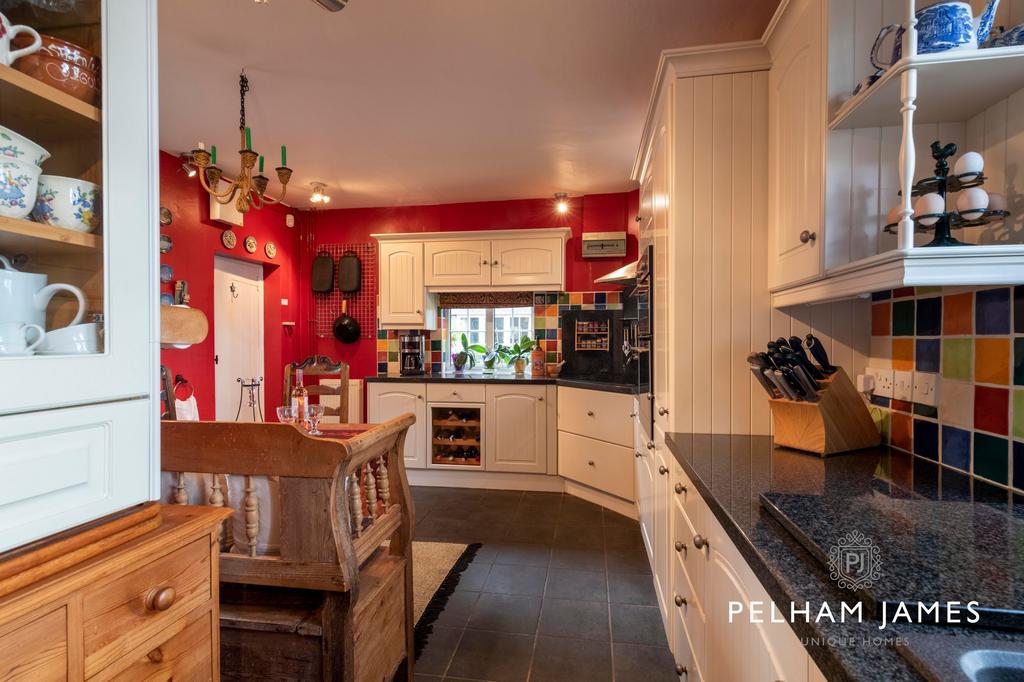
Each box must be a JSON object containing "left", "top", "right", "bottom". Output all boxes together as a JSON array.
[
  {"left": 376, "top": 290, "right": 624, "bottom": 375},
  {"left": 869, "top": 285, "right": 1024, "bottom": 494}
]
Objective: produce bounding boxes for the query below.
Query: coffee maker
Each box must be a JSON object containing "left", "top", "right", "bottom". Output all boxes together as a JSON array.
[{"left": 399, "top": 335, "right": 426, "bottom": 376}]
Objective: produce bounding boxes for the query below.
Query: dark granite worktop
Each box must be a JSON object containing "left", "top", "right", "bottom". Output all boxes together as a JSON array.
[
  {"left": 366, "top": 373, "right": 638, "bottom": 395},
  {"left": 664, "top": 433, "right": 1024, "bottom": 682}
]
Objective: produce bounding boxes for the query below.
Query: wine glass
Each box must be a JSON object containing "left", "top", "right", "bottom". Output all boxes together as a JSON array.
[
  {"left": 307, "top": 405, "right": 325, "bottom": 436},
  {"left": 276, "top": 406, "right": 296, "bottom": 424}
]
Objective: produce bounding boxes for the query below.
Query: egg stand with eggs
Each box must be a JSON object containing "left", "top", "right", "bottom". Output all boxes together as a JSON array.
[{"left": 883, "top": 141, "right": 1010, "bottom": 247}]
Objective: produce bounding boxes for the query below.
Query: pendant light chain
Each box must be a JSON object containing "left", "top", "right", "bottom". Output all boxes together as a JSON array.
[{"left": 239, "top": 71, "right": 249, "bottom": 132}]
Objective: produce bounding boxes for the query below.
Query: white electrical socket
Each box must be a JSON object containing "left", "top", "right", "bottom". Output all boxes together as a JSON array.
[
  {"left": 866, "top": 367, "right": 895, "bottom": 398},
  {"left": 856, "top": 374, "right": 875, "bottom": 393},
  {"left": 893, "top": 370, "right": 913, "bottom": 402},
  {"left": 913, "top": 372, "right": 940, "bottom": 407}
]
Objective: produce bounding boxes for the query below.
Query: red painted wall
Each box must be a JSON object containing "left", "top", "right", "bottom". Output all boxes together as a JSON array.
[
  {"left": 158, "top": 150, "right": 304, "bottom": 419},
  {"left": 307, "top": 190, "right": 640, "bottom": 381}
]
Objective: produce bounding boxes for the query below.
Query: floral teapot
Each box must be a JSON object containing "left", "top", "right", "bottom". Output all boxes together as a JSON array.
[{"left": 871, "top": 0, "right": 1000, "bottom": 70}]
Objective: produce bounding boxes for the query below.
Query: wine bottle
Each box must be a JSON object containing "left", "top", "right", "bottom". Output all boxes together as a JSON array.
[{"left": 290, "top": 368, "right": 308, "bottom": 425}]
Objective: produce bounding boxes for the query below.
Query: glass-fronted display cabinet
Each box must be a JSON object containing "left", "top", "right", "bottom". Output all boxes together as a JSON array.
[{"left": 0, "top": 0, "right": 157, "bottom": 551}]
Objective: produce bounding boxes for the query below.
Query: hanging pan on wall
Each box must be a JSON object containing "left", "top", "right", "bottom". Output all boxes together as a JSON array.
[
  {"left": 332, "top": 299, "right": 361, "bottom": 343},
  {"left": 311, "top": 251, "right": 335, "bottom": 293},
  {"left": 338, "top": 250, "right": 361, "bottom": 293}
]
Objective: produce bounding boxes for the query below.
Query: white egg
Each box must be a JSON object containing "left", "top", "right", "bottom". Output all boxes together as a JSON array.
[
  {"left": 956, "top": 187, "right": 989, "bottom": 220},
  {"left": 914, "top": 192, "right": 944, "bottom": 226},
  {"left": 988, "top": 192, "right": 1007, "bottom": 212},
  {"left": 953, "top": 151, "right": 984, "bottom": 177}
]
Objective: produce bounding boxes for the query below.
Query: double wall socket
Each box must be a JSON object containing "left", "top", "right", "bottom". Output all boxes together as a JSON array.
[
  {"left": 862, "top": 368, "right": 940, "bottom": 406},
  {"left": 866, "top": 368, "right": 894, "bottom": 398},
  {"left": 893, "top": 371, "right": 913, "bottom": 402},
  {"left": 912, "top": 372, "right": 940, "bottom": 407}
]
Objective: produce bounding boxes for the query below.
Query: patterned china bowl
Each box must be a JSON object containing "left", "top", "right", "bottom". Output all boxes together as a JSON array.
[
  {"left": 0, "top": 158, "right": 41, "bottom": 219},
  {"left": 0, "top": 125, "right": 50, "bottom": 167},
  {"left": 31, "top": 175, "right": 101, "bottom": 233},
  {"left": 13, "top": 32, "right": 100, "bottom": 72}
]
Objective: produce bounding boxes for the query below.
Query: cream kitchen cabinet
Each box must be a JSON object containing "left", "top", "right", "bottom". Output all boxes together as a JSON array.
[
  {"left": 367, "top": 382, "right": 428, "bottom": 469},
  {"left": 484, "top": 384, "right": 547, "bottom": 474},
  {"left": 491, "top": 236, "right": 564, "bottom": 288},
  {"left": 652, "top": 424, "right": 672, "bottom": 623},
  {"left": 634, "top": 403, "right": 655, "bottom": 562},
  {"left": 767, "top": 0, "right": 824, "bottom": 290},
  {"left": 424, "top": 240, "right": 491, "bottom": 287},
  {"left": 378, "top": 241, "right": 438, "bottom": 330}
]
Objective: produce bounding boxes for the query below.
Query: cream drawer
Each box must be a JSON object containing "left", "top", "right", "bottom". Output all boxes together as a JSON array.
[
  {"left": 0, "top": 399, "right": 151, "bottom": 553},
  {"left": 557, "top": 386, "right": 633, "bottom": 447},
  {"left": 671, "top": 458, "right": 705, "bottom": 541},
  {"left": 558, "top": 431, "right": 634, "bottom": 500},
  {"left": 672, "top": 496, "right": 706, "bottom": 617},
  {"left": 426, "top": 383, "right": 485, "bottom": 404},
  {"left": 671, "top": 602, "right": 704, "bottom": 682}
]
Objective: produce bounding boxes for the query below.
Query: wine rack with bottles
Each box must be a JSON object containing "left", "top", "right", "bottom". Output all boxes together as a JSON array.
[{"left": 431, "top": 405, "right": 482, "bottom": 466}]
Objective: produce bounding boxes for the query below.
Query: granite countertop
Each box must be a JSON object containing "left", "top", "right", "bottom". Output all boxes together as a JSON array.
[
  {"left": 664, "top": 433, "right": 1024, "bottom": 682},
  {"left": 366, "top": 373, "right": 638, "bottom": 395}
]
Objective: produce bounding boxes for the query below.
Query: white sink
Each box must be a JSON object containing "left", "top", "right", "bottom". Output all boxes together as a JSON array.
[{"left": 960, "top": 649, "right": 1024, "bottom": 682}]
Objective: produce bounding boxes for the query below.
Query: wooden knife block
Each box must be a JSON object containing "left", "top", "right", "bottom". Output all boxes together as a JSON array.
[{"left": 769, "top": 367, "right": 880, "bottom": 456}]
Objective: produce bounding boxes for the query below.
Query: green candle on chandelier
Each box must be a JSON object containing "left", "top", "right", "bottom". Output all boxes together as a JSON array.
[
  {"left": 245, "top": 127, "right": 252, "bottom": 150},
  {"left": 281, "top": 145, "right": 287, "bottom": 167},
  {"left": 258, "top": 155, "right": 264, "bottom": 173},
  {"left": 211, "top": 145, "right": 217, "bottom": 165}
]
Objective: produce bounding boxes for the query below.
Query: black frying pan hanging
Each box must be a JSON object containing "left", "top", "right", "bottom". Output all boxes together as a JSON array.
[
  {"left": 311, "top": 251, "right": 335, "bottom": 293},
  {"left": 332, "top": 299, "right": 361, "bottom": 343},
  {"left": 338, "top": 250, "right": 361, "bottom": 293}
]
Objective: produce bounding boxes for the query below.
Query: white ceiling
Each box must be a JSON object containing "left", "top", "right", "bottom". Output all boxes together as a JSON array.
[{"left": 158, "top": 0, "right": 778, "bottom": 208}]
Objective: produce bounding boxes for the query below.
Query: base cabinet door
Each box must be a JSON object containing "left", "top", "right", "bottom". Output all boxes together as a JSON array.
[
  {"left": 635, "top": 415, "right": 654, "bottom": 562},
  {"left": 367, "top": 383, "right": 427, "bottom": 469},
  {"left": 485, "top": 385, "right": 546, "bottom": 473},
  {"left": 652, "top": 425, "right": 671, "bottom": 616}
]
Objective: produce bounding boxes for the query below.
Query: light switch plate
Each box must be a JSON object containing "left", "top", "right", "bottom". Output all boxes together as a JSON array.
[
  {"left": 867, "top": 368, "right": 894, "bottom": 398},
  {"left": 893, "top": 370, "right": 913, "bottom": 402},
  {"left": 913, "top": 372, "right": 940, "bottom": 407}
]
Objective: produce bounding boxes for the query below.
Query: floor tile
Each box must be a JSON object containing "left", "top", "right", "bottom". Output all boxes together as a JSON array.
[
  {"left": 454, "top": 562, "right": 491, "bottom": 592},
  {"left": 530, "top": 635, "right": 613, "bottom": 682},
  {"left": 504, "top": 522, "right": 557, "bottom": 545},
  {"left": 416, "top": 626, "right": 463, "bottom": 676},
  {"left": 605, "top": 524, "right": 646, "bottom": 550},
  {"left": 483, "top": 563, "right": 547, "bottom": 596},
  {"left": 538, "top": 597, "right": 611, "bottom": 640},
  {"left": 446, "top": 629, "right": 534, "bottom": 682},
  {"left": 545, "top": 568, "right": 608, "bottom": 601},
  {"left": 551, "top": 546, "right": 607, "bottom": 572},
  {"left": 612, "top": 643, "right": 678, "bottom": 682},
  {"left": 608, "top": 573, "right": 659, "bottom": 606},
  {"left": 435, "top": 591, "right": 481, "bottom": 629},
  {"left": 467, "top": 593, "right": 542, "bottom": 634},
  {"left": 492, "top": 543, "right": 552, "bottom": 567},
  {"left": 554, "top": 523, "right": 605, "bottom": 549},
  {"left": 606, "top": 547, "right": 652, "bottom": 574},
  {"left": 611, "top": 604, "right": 668, "bottom": 645}
]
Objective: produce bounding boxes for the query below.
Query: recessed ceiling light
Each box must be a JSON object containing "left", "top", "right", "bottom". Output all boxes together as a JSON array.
[
  {"left": 310, "top": 182, "right": 331, "bottom": 204},
  {"left": 554, "top": 192, "right": 569, "bottom": 214}
]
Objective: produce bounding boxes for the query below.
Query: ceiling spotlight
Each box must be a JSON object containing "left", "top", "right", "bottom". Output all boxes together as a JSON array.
[
  {"left": 310, "top": 182, "right": 331, "bottom": 204},
  {"left": 554, "top": 192, "right": 569, "bottom": 214},
  {"left": 179, "top": 154, "right": 197, "bottom": 178}
]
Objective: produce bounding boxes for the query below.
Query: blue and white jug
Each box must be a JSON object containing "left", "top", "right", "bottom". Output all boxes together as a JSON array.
[{"left": 871, "top": 0, "right": 1000, "bottom": 70}]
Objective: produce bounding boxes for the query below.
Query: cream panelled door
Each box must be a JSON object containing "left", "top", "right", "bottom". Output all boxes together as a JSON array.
[
  {"left": 379, "top": 242, "right": 432, "bottom": 327},
  {"left": 491, "top": 237, "right": 564, "bottom": 288},
  {"left": 424, "top": 240, "right": 491, "bottom": 287},
  {"left": 484, "top": 385, "right": 546, "bottom": 473},
  {"left": 367, "top": 382, "right": 427, "bottom": 469}
]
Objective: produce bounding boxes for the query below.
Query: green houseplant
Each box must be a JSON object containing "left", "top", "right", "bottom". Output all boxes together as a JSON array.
[
  {"left": 498, "top": 336, "right": 536, "bottom": 376},
  {"left": 452, "top": 333, "right": 487, "bottom": 374}
]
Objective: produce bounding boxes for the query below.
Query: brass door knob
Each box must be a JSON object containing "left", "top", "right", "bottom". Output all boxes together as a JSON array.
[
  {"left": 646, "top": 441, "right": 655, "bottom": 450},
  {"left": 674, "top": 483, "right": 686, "bottom": 494},
  {"left": 674, "top": 594, "right": 687, "bottom": 607},
  {"left": 693, "top": 534, "right": 708, "bottom": 550},
  {"left": 146, "top": 586, "right": 176, "bottom": 612},
  {"left": 587, "top": 410, "right": 595, "bottom": 416},
  {"left": 415, "top": 309, "right": 422, "bottom": 314},
  {"left": 674, "top": 541, "right": 686, "bottom": 553},
  {"left": 799, "top": 229, "right": 817, "bottom": 244},
  {"left": 635, "top": 451, "right": 642, "bottom": 458},
  {"left": 588, "top": 460, "right": 595, "bottom": 467},
  {"left": 538, "top": 396, "right": 544, "bottom": 401},
  {"left": 417, "top": 395, "right": 423, "bottom": 400},
  {"left": 658, "top": 465, "right": 668, "bottom": 475},
  {"left": 676, "top": 664, "right": 688, "bottom": 677},
  {"left": 658, "top": 407, "right": 669, "bottom": 416}
]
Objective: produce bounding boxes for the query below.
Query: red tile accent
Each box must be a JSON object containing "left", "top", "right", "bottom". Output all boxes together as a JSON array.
[
  {"left": 891, "top": 412, "right": 913, "bottom": 451},
  {"left": 943, "top": 292, "right": 973, "bottom": 335},
  {"left": 974, "top": 386, "right": 1009, "bottom": 435},
  {"left": 891, "top": 399, "right": 914, "bottom": 413},
  {"left": 872, "top": 302, "right": 891, "bottom": 336},
  {"left": 583, "top": 292, "right": 594, "bottom": 305},
  {"left": 893, "top": 287, "right": 916, "bottom": 298}
]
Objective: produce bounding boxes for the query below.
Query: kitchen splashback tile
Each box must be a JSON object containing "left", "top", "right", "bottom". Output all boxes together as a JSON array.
[
  {"left": 975, "top": 287, "right": 1011, "bottom": 335},
  {"left": 975, "top": 338, "right": 1010, "bottom": 385},
  {"left": 892, "top": 300, "right": 915, "bottom": 336},
  {"left": 913, "top": 419, "right": 939, "bottom": 460},
  {"left": 1014, "top": 390, "right": 1024, "bottom": 440},
  {"left": 939, "top": 380, "right": 974, "bottom": 428},
  {"left": 891, "top": 412, "right": 913, "bottom": 452},
  {"left": 941, "top": 425, "right": 971, "bottom": 472},
  {"left": 915, "top": 296, "right": 942, "bottom": 336},
  {"left": 973, "top": 432, "right": 1009, "bottom": 485},
  {"left": 974, "top": 386, "right": 1009, "bottom": 435},
  {"left": 942, "top": 338, "right": 973, "bottom": 381},
  {"left": 943, "top": 292, "right": 973, "bottom": 335},
  {"left": 915, "top": 339, "right": 940, "bottom": 372},
  {"left": 1016, "top": 286, "right": 1024, "bottom": 333},
  {"left": 872, "top": 302, "right": 892, "bottom": 336},
  {"left": 1014, "top": 338, "right": 1024, "bottom": 386},
  {"left": 1014, "top": 441, "right": 1024, "bottom": 490},
  {"left": 870, "top": 336, "right": 892, "bottom": 367},
  {"left": 892, "top": 339, "right": 914, "bottom": 371}
]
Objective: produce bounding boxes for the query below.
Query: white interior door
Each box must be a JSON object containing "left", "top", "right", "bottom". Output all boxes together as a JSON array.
[{"left": 214, "top": 256, "right": 265, "bottom": 421}]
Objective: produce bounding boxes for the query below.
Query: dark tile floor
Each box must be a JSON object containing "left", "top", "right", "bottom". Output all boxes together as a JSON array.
[{"left": 411, "top": 486, "right": 678, "bottom": 682}]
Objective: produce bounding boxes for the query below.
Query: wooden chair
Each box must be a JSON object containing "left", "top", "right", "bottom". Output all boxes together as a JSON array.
[
  {"left": 161, "top": 415, "right": 416, "bottom": 681},
  {"left": 285, "top": 355, "right": 351, "bottom": 423}
]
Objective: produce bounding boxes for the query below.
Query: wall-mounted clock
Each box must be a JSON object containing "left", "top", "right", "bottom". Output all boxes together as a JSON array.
[
  {"left": 265, "top": 241, "right": 277, "bottom": 259},
  {"left": 221, "top": 229, "right": 237, "bottom": 249},
  {"left": 244, "top": 236, "right": 258, "bottom": 254}
]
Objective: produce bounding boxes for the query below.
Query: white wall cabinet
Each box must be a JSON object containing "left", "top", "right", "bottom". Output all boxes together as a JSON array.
[
  {"left": 490, "top": 237, "right": 564, "bottom": 288},
  {"left": 378, "top": 241, "right": 438, "bottom": 330},
  {"left": 367, "top": 382, "right": 428, "bottom": 469},
  {"left": 485, "top": 384, "right": 547, "bottom": 474},
  {"left": 424, "top": 240, "right": 492, "bottom": 287}
]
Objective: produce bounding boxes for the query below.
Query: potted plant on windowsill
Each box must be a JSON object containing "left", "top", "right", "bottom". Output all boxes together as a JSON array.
[
  {"left": 482, "top": 349, "right": 499, "bottom": 374},
  {"left": 498, "top": 336, "right": 536, "bottom": 376},
  {"left": 452, "top": 333, "right": 487, "bottom": 374}
]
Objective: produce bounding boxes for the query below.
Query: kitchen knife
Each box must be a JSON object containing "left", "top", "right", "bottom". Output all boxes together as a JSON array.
[
  {"left": 780, "top": 367, "right": 812, "bottom": 400},
  {"left": 785, "top": 338, "right": 825, "bottom": 380},
  {"left": 776, "top": 337, "right": 791, "bottom": 349},
  {"left": 805, "top": 334, "right": 838, "bottom": 374},
  {"left": 790, "top": 364, "right": 821, "bottom": 400},
  {"left": 772, "top": 369, "right": 802, "bottom": 401},
  {"left": 750, "top": 367, "right": 781, "bottom": 398}
]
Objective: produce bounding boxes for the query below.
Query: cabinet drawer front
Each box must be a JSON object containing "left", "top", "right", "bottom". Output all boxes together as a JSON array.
[
  {"left": 671, "top": 603, "right": 704, "bottom": 682},
  {"left": 426, "top": 383, "right": 485, "bottom": 404},
  {"left": 107, "top": 609, "right": 214, "bottom": 682},
  {"left": 557, "top": 386, "right": 633, "bottom": 447},
  {"left": 558, "top": 431, "right": 634, "bottom": 500},
  {"left": 425, "top": 240, "right": 491, "bottom": 286},
  {"left": 83, "top": 536, "right": 212, "bottom": 676},
  {"left": 0, "top": 399, "right": 151, "bottom": 553},
  {"left": 0, "top": 605, "right": 68, "bottom": 680},
  {"left": 672, "top": 497, "right": 706, "bottom": 617}
]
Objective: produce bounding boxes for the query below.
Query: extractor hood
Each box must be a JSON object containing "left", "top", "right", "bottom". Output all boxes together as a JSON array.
[{"left": 594, "top": 259, "right": 638, "bottom": 284}]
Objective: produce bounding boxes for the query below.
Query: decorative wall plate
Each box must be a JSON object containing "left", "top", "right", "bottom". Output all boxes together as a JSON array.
[
  {"left": 265, "top": 241, "right": 277, "bottom": 259},
  {"left": 221, "top": 229, "right": 237, "bottom": 249},
  {"left": 159, "top": 263, "right": 173, "bottom": 283},
  {"left": 159, "top": 206, "right": 172, "bottom": 226},
  {"left": 244, "top": 235, "right": 258, "bottom": 254},
  {"left": 159, "top": 234, "right": 172, "bottom": 253}
]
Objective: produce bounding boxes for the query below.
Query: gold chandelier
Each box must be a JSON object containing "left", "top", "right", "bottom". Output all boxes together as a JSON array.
[{"left": 190, "top": 72, "right": 292, "bottom": 214}]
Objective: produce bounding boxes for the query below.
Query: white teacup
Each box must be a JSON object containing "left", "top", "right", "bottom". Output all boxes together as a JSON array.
[
  {"left": 39, "top": 321, "right": 99, "bottom": 354},
  {"left": 0, "top": 321, "right": 45, "bottom": 356},
  {"left": 0, "top": 13, "right": 41, "bottom": 68}
]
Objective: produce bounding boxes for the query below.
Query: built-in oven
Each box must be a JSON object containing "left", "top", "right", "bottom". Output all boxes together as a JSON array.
[{"left": 633, "top": 244, "right": 653, "bottom": 440}]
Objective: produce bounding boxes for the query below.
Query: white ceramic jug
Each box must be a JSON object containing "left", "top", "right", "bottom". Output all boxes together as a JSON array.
[
  {"left": 0, "top": 12, "right": 41, "bottom": 67},
  {"left": 0, "top": 255, "right": 86, "bottom": 329}
]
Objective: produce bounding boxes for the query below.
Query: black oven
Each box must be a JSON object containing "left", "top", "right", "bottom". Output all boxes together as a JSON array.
[{"left": 633, "top": 245, "right": 653, "bottom": 440}]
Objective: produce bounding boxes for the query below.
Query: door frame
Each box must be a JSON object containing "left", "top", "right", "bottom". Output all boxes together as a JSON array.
[{"left": 213, "top": 255, "right": 265, "bottom": 420}]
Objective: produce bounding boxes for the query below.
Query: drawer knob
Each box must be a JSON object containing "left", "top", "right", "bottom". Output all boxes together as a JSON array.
[
  {"left": 674, "top": 594, "right": 687, "bottom": 607},
  {"left": 629, "top": 411, "right": 637, "bottom": 417},
  {"left": 692, "top": 534, "right": 708, "bottom": 550},
  {"left": 674, "top": 483, "right": 686, "bottom": 494},
  {"left": 417, "top": 395, "right": 423, "bottom": 400},
  {"left": 588, "top": 460, "right": 595, "bottom": 467},
  {"left": 646, "top": 441, "right": 654, "bottom": 450},
  {"left": 799, "top": 229, "right": 817, "bottom": 244},
  {"left": 538, "top": 396, "right": 544, "bottom": 402},
  {"left": 146, "top": 586, "right": 177, "bottom": 612},
  {"left": 658, "top": 407, "right": 669, "bottom": 416},
  {"left": 635, "top": 451, "right": 642, "bottom": 458},
  {"left": 586, "top": 410, "right": 595, "bottom": 416},
  {"left": 676, "top": 664, "right": 688, "bottom": 677},
  {"left": 416, "top": 309, "right": 422, "bottom": 314},
  {"left": 147, "top": 648, "right": 164, "bottom": 663},
  {"left": 674, "top": 540, "right": 686, "bottom": 553},
  {"left": 658, "top": 465, "right": 668, "bottom": 475}
]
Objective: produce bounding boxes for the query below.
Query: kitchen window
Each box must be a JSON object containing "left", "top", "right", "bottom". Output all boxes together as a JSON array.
[{"left": 448, "top": 307, "right": 533, "bottom": 354}]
